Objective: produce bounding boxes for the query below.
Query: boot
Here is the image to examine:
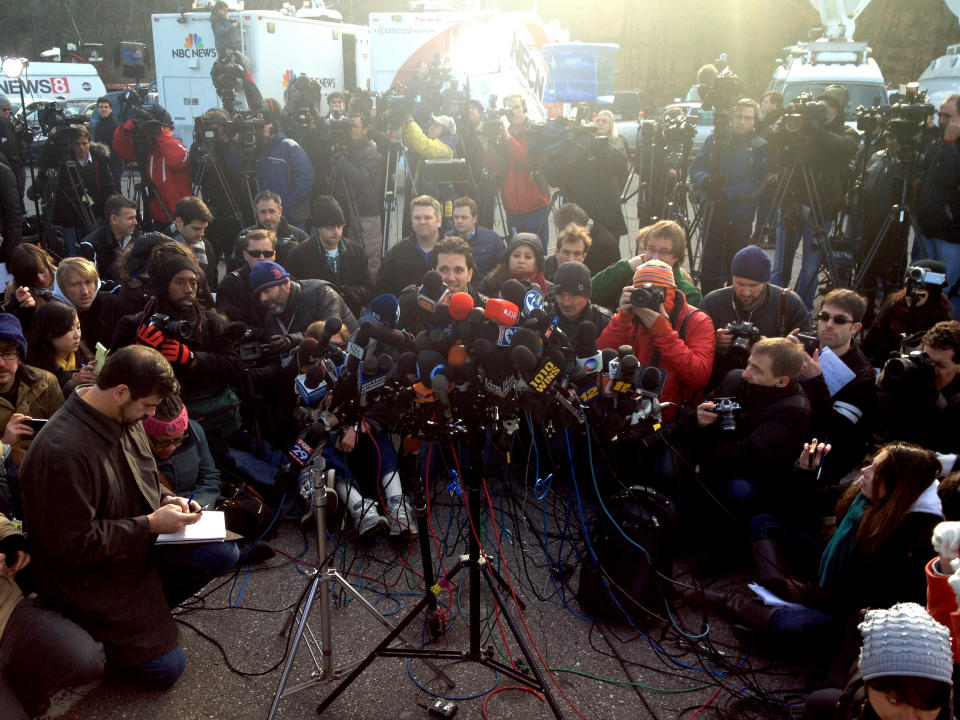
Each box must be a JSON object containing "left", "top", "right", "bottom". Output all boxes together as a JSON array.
[
  {"left": 679, "top": 584, "right": 777, "bottom": 632},
  {"left": 751, "top": 538, "right": 788, "bottom": 582}
]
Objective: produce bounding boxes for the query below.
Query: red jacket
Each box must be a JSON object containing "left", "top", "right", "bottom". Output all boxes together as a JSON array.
[
  {"left": 113, "top": 122, "right": 191, "bottom": 224},
  {"left": 925, "top": 557, "right": 960, "bottom": 664},
  {"left": 597, "top": 292, "right": 715, "bottom": 407},
  {"left": 497, "top": 123, "right": 548, "bottom": 215}
]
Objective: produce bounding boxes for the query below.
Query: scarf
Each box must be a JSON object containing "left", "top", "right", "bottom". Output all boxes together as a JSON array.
[
  {"left": 817, "top": 492, "right": 870, "bottom": 588},
  {"left": 510, "top": 270, "right": 547, "bottom": 295}
]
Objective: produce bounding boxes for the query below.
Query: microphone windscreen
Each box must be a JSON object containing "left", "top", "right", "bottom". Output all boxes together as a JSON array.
[
  {"left": 431, "top": 304, "right": 451, "bottom": 327},
  {"left": 402, "top": 435, "right": 422, "bottom": 454},
  {"left": 378, "top": 353, "right": 394, "bottom": 372},
  {"left": 483, "top": 298, "right": 519, "bottom": 327},
  {"left": 511, "top": 345, "right": 538, "bottom": 377},
  {"left": 323, "top": 316, "right": 343, "bottom": 339},
  {"left": 448, "top": 292, "right": 475, "bottom": 321},
  {"left": 397, "top": 351, "right": 418, "bottom": 378},
  {"left": 620, "top": 354, "right": 639, "bottom": 376},
  {"left": 223, "top": 321, "right": 248, "bottom": 342},
  {"left": 471, "top": 337, "right": 496, "bottom": 359},
  {"left": 640, "top": 366, "right": 662, "bottom": 391},
  {"left": 601, "top": 348, "right": 618, "bottom": 372},
  {"left": 299, "top": 336, "right": 319, "bottom": 359},
  {"left": 573, "top": 321, "right": 598, "bottom": 356},
  {"left": 304, "top": 363, "right": 326, "bottom": 389},
  {"left": 420, "top": 270, "right": 446, "bottom": 297},
  {"left": 448, "top": 344, "right": 469, "bottom": 367},
  {"left": 414, "top": 330, "right": 434, "bottom": 353},
  {"left": 545, "top": 348, "right": 566, "bottom": 368},
  {"left": 362, "top": 355, "right": 379, "bottom": 374},
  {"left": 301, "top": 421, "right": 327, "bottom": 448},
  {"left": 431, "top": 373, "right": 451, "bottom": 394},
  {"left": 485, "top": 349, "right": 511, "bottom": 377},
  {"left": 500, "top": 278, "right": 526, "bottom": 308},
  {"left": 509, "top": 327, "right": 540, "bottom": 356},
  {"left": 455, "top": 319, "right": 475, "bottom": 345},
  {"left": 476, "top": 320, "right": 500, "bottom": 345},
  {"left": 416, "top": 349, "right": 445, "bottom": 386},
  {"left": 468, "top": 307, "right": 485, "bottom": 325},
  {"left": 368, "top": 294, "right": 400, "bottom": 329},
  {"left": 618, "top": 345, "right": 634, "bottom": 359}
]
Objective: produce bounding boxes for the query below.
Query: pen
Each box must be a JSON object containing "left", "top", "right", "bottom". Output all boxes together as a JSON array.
[{"left": 186, "top": 493, "right": 197, "bottom": 512}]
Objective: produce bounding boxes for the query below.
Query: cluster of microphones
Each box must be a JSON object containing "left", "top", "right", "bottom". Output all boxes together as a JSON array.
[{"left": 280, "top": 270, "right": 676, "bottom": 473}]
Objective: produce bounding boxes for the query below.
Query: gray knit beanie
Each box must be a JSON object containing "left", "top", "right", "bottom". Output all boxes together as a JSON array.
[{"left": 858, "top": 603, "right": 953, "bottom": 685}]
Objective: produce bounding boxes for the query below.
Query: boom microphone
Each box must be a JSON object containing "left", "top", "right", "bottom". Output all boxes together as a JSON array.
[{"left": 573, "top": 321, "right": 602, "bottom": 374}]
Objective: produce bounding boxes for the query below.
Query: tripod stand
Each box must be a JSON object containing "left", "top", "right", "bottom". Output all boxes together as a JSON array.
[
  {"left": 381, "top": 137, "right": 407, "bottom": 255},
  {"left": 315, "top": 422, "right": 565, "bottom": 719},
  {"left": 192, "top": 145, "right": 258, "bottom": 229},
  {"left": 267, "top": 454, "right": 454, "bottom": 719}
]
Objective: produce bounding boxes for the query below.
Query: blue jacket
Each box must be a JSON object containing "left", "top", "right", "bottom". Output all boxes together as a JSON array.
[
  {"left": 690, "top": 132, "right": 768, "bottom": 223},
  {"left": 155, "top": 420, "right": 221, "bottom": 510},
  {"left": 256, "top": 132, "right": 315, "bottom": 224},
  {"left": 446, "top": 224, "right": 504, "bottom": 278}
]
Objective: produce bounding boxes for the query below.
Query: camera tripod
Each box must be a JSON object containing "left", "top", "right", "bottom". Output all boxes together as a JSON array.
[
  {"left": 267, "top": 454, "right": 454, "bottom": 720},
  {"left": 329, "top": 158, "right": 365, "bottom": 250},
  {"left": 315, "top": 421, "right": 565, "bottom": 719},
  {"left": 192, "top": 145, "right": 258, "bottom": 229},
  {"left": 756, "top": 153, "right": 846, "bottom": 294},
  {"left": 381, "top": 136, "right": 409, "bottom": 254},
  {"left": 624, "top": 135, "right": 695, "bottom": 237}
]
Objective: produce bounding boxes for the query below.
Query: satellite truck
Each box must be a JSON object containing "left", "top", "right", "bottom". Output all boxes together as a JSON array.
[
  {"left": 368, "top": 10, "right": 568, "bottom": 122},
  {"left": 151, "top": 0, "right": 369, "bottom": 143},
  {"left": 766, "top": 0, "right": 889, "bottom": 116},
  {"left": 919, "top": 0, "right": 960, "bottom": 107}
]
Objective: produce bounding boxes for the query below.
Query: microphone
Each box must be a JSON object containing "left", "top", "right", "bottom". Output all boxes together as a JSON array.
[
  {"left": 598, "top": 348, "right": 618, "bottom": 395},
  {"left": 297, "top": 336, "right": 319, "bottom": 372},
  {"left": 416, "top": 349, "right": 446, "bottom": 388},
  {"left": 295, "top": 363, "right": 328, "bottom": 406},
  {"left": 511, "top": 344, "right": 539, "bottom": 381},
  {"left": 288, "top": 422, "right": 328, "bottom": 467},
  {"left": 397, "top": 351, "right": 419, "bottom": 382},
  {"left": 509, "top": 327, "right": 541, "bottom": 358},
  {"left": 367, "top": 294, "right": 401, "bottom": 329},
  {"left": 418, "top": 270, "right": 450, "bottom": 312},
  {"left": 480, "top": 349, "right": 517, "bottom": 398},
  {"left": 448, "top": 292, "right": 475, "bottom": 322},
  {"left": 362, "top": 321, "right": 415, "bottom": 352},
  {"left": 573, "top": 321, "right": 602, "bottom": 374},
  {"left": 500, "top": 278, "right": 526, "bottom": 308},
  {"left": 431, "top": 372, "right": 453, "bottom": 417},
  {"left": 483, "top": 298, "right": 519, "bottom": 327},
  {"left": 609, "top": 354, "right": 638, "bottom": 396},
  {"left": 447, "top": 344, "right": 470, "bottom": 368}
]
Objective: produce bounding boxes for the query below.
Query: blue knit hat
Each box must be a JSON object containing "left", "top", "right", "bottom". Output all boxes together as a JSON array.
[
  {"left": 0, "top": 313, "right": 27, "bottom": 357},
  {"left": 730, "top": 245, "right": 771, "bottom": 283},
  {"left": 249, "top": 261, "right": 291, "bottom": 294}
]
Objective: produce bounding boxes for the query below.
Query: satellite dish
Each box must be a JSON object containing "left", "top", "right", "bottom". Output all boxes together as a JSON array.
[
  {"left": 946, "top": 0, "right": 960, "bottom": 22},
  {"left": 806, "top": 0, "right": 875, "bottom": 39}
]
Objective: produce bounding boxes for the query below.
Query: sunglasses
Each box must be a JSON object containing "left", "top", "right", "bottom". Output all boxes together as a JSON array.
[
  {"left": 816, "top": 312, "right": 854, "bottom": 325},
  {"left": 245, "top": 249, "right": 275, "bottom": 258}
]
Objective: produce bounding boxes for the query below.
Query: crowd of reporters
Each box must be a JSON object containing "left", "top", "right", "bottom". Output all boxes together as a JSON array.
[{"left": 1, "top": 72, "right": 960, "bottom": 717}]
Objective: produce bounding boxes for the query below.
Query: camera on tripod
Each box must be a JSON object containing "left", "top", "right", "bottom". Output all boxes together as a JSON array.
[
  {"left": 781, "top": 92, "right": 830, "bottom": 134},
  {"left": 147, "top": 313, "right": 196, "bottom": 342},
  {"left": 36, "top": 104, "right": 88, "bottom": 136},
  {"left": 327, "top": 115, "right": 356, "bottom": 149},
  {"left": 711, "top": 397, "right": 741, "bottom": 431},
  {"left": 210, "top": 51, "right": 247, "bottom": 114},
  {"left": 630, "top": 283, "right": 665, "bottom": 311},
  {"left": 884, "top": 84, "right": 936, "bottom": 152},
  {"left": 724, "top": 320, "right": 761, "bottom": 357}
]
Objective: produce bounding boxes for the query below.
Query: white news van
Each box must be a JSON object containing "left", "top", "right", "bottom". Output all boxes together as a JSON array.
[
  {"left": 151, "top": 9, "right": 369, "bottom": 142},
  {"left": 767, "top": 39, "right": 888, "bottom": 116},
  {"left": 0, "top": 61, "right": 106, "bottom": 108},
  {"left": 368, "top": 11, "right": 568, "bottom": 122}
]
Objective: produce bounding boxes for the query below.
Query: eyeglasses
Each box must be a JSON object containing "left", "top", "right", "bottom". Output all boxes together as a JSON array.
[
  {"left": 245, "top": 249, "right": 276, "bottom": 258},
  {"left": 816, "top": 312, "right": 854, "bottom": 325},
  {"left": 645, "top": 246, "right": 676, "bottom": 258},
  {"left": 0, "top": 351, "right": 18, "bottom": 362},
  {"left": 149, "top": 434, "right": 187, "bottom": 449}
]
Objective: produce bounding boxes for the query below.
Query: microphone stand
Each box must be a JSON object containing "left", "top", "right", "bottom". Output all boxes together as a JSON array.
[
  {"left": 267, "top": 452, "right": 454, "bottom": 719},
  {"left": 315, "top": 404, "right": 565, "bottom": 719}
]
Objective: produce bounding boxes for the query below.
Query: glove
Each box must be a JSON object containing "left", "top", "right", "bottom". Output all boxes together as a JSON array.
[
  {"left": 223, "top": 321, "right": 249, "bottom": 343},
  {"left": 267, "top": 334, "right": 295, "bottom": 354},
  {"left": 160, "top": 338, "right": 193, "bottom": 366},
  {"left": 136, "top": 323, "right": 165, "bottom": 348},
  {"left": 933, "top": 521, "right": 960, "bottom": 571}
]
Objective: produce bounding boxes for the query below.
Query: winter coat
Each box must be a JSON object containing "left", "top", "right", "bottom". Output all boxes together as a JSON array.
[
  {"left": 77, "top": 223, "right": 138, "bottom": 283},
  {"left": 597, "top": 290, "right": 715, "bottom": 407},
  {"left": 256, "top": 132, "right": 314, "bottom": 225},
  {"left": 93, "top": 114, "right": 123, "bottom": 175},
  {"left": 333, "top": 139, "right": 383, "bottom": 218},
  {"left": 216, "top": 264, "right": 268, "bottom": 337},
  {"left": 861, "top": 292, "right": 953, "bottom": 366},
  {"left": 210, "top": 10, "right": 242, "bottom": 53},
  {"left": 690, "top": 132, "right": 768, "bottom": 224},
  {"left": 113, "top": 122, "right": 191, "bottom": 225},
  {"left": 564, "top": 135, "right": 629, "bottom": 236},
  {"left": 495, "top": 122, "right": 549, "bottom": 215},
  {"left": 926, "top": 557, "right": 960, "bottom": 665},
  {"left": 446, "top": 225, "right": 504, "bottom": 279},
  {"left": 374, "top": 236, "right": 433, "bottom": 299},
  {"left": 591, "top": 258, "right": 702, "bottom": 311},
  {"left": 0, "top": 513, "right": 27, "bottom": 638},
  {"left": 555, "top": 302, "right": 612, "bottom": 342},
  {"left": 51, "top": 276, "right": 123, "bottom": 351},
  {"left": 264, "top": 279, "right": 359, "bottom": 343},
  {"left": 240, "top": 218, "right": 308, "bottom": 267},
  {"left": 155, "top": 420, "right": 221, "bottom": 509},
  {"left": 0, "top": 159, "right": 22, "bottom": 255},
  {"left": 0, "top": 363, "right": 64, "bottom": 466},
  {"left": 45, "top": 142, "right": 116, "bottom": 228},
  {"left": 916, "top": 138, "right": 960, "bottom": 242},
  {"left": 402, "top": 120, "right": 455, "bottom": 201},
  {"left": 20, "top": 389, "right": 179, "bottom": 666},
  {"left": 286, "top": 234, "right": 372, "bottom": 318}
]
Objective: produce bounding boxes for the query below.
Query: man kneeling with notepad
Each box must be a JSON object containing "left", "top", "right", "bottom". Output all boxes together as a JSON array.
[{"left": 20, "top": 346, "right": 238, "bottom": 689}]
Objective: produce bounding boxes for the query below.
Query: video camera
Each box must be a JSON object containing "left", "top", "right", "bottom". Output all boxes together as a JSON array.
[
  {"left": 877, "top": 349, "right": 936, "bottom": 397},
  {"left": 780, "top": 92, "right": 831, "bottom": 134},
  {"left": 884, "top": 83, "right": 936, "bottom": 152},
  {"left": 524, "top": 117, "right": 597, "bottom": 187},
  {"left": 210, "top": 50, "right": 246, "bottom": 114},
  {"left": 36, "top": 104, "right": 88, "bottom": 136}
]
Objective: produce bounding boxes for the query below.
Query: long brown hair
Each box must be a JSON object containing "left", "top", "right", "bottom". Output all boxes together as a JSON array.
[{"left": 849, "top": 442, "right": 940, "bottom": 554}]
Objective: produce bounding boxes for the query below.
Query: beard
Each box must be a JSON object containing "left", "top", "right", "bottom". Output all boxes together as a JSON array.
[{"left": 267, "top": 302, "right": 287, "bottom": 315}]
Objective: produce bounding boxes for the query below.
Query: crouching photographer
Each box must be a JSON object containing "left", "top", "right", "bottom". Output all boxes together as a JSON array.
[
  {"left": 114, "top": 253, "right": 245, "bottom": 444},
  {"left": 876, "top": 320, "right": 960, "bottom": 454},
  {"left": 693, "top": 337, "right": 811, "bottom": 521}
]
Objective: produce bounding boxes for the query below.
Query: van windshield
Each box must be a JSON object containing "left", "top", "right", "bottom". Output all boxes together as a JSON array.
[{"left": 781, "top": 82, "right": 888, "bottom": 117}]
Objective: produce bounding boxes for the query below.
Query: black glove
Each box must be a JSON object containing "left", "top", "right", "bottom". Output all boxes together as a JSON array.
[{"left": 267, "top": 334, "right": 296, "bottom": 354}]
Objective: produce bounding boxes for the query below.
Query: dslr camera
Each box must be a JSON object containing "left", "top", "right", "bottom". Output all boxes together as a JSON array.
[
  {"left": 724, "top": 320, "right": 761, "bottom": 356},
  {"left": 630, "top": 283, "right": 666, "bottom": 311},
  {"left": 711, "top": 397, "right": 741, "bottom": 432},
  {"left": 147, "top": 313, "right": 196, "bottom": 343}
]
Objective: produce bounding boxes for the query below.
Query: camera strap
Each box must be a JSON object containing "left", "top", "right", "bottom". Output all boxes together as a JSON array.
[
  {"left": 649, "top": 302, "right": 703, "bottom": 369},
  {"left": 777, "top": 287, "right": 791, "bottom": 337}
]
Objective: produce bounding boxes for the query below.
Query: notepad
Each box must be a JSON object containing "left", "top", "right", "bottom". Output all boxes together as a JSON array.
[{"left": 156, "top": 510, "right": 227, "bottom": 544}]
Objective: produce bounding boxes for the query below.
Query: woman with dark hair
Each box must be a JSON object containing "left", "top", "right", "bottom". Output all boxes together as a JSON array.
[
  {"left": 704, "top": 442, "right": 943, "bottom": 658},
  {"left": 1, "top": 244, "right": 57, "bottom": 322},
  {"left": 25, "top": 301, "right": 96, "bottom": 392},
  {"left": 480, "top": 233, "right": 549, "bottom": 297},
  {"left": 861, "top": 259, "right": 953, "bottom": 366}
]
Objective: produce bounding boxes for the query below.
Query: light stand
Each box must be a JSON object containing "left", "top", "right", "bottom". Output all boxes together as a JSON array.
[
  {"left": 266, "top": 455, "right": 454, "bottom": 720},
  {"left": 314, "top": 417, "right": 565, "bottom": 719},
  {"left": 1, "top": 57, "right": 42, "bottom": 236}
]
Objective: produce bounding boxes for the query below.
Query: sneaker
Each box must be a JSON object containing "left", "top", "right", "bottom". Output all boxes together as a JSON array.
[
  {"left": 355, "top": 501, "right": 389, "bottom": 539},
  {"left": 387, "top": 498, "right": 418, "bottom": 537}
]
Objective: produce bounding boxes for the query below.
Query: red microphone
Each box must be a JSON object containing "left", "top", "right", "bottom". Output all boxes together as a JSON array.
[
  {"left": 448, "top": 292, "right": 475, "bottom": 322},
  {"left": 483, "top": 298, "right": 519, "bottom": 327}
]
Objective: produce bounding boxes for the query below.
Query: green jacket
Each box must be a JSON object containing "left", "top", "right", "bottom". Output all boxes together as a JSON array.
[{"left": 591, "top": 260, "right": 702, "bottom": 310}]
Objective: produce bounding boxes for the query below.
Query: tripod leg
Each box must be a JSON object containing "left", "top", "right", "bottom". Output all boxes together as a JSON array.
[{"left": 268, "top": 575, "right": 322, "bottom": 720}]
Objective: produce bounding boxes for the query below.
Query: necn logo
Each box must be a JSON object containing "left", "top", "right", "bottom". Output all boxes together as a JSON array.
[
  {"left": 282, "top": 69, "right": 295, "bottom": 88},
  {"left": 171, "top": 34, "right": 217, "bottom": 59}
]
